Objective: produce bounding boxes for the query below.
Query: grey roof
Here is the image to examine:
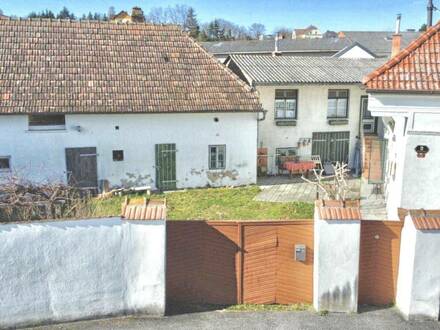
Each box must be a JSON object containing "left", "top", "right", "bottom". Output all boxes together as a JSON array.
[
  {"left": 341, "top": 31, "right": 421, "bottom": 56},
  {"left": 202, "top": 38, "right": 352, "bottom": 55},
  {"left": 228, "top": 54, "right": 386, "bottom": 85},
  {"left": 202, "top": 31, "right": 420, "bottom": 57}
]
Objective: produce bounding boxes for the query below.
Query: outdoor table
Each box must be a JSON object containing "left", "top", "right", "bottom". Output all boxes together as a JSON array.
[{"left": 283, "top": 161, "right": 316, "bottom": 177}]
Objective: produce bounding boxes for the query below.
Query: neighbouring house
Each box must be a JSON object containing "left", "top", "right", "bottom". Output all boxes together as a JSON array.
[
  {"left": 202, "top": 30, "right": 420, "bottom": 62},
  {"left": 292, "top": 25, "right": 322, "bottom": 39},
  {"left": 111, "top": 7, "right": 145, "bottom": 23},
  {"left": 226, "top": 54, "right": 385, "bottom": 175},
  {"left": 364, "top": 20, "right": 440, "bottom": 220},
  {"left": 0, "top": 19, "right": 262, "bottom": 192}
]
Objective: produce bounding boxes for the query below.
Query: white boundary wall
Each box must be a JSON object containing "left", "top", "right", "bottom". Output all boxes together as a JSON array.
[
  {"left": 0, "top": 218, "right": 166, "bottom": 328},
  {"left": 313, "top": 210, "right": 361, "bottom": 313},
  {"left": 396, "top": 215, "right": 440, "bottom": 320}
]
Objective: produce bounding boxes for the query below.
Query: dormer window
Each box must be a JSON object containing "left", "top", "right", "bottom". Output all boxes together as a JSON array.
[{"left": 28, "top": 114, "right": 66, "bottom": 131}]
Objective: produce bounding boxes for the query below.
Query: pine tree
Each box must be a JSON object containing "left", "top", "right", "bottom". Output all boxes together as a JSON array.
[
  {"left": 185, "top": 7, "right": 200, "bottom": 39},
  {"left": 57, "top": 7, "right": 75, "bottom": 20}
]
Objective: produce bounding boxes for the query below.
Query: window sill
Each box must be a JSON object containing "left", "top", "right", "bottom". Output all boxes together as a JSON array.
[
  {"left": 327, "top": 119, "right": 348, "bottom": 125},
  {"left": 26, "top": 127, "right": 67, "bottom": 133},
  {"left": 275, "top": 120, "right": 297, "bottom": 127}
]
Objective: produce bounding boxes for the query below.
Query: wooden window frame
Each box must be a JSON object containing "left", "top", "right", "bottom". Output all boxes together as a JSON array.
[
  {"left": 274, "top": 89, "right": 298, "bottom": 120},
  {"left": 327, "top": 89, "right": 349, "bottom": 119},
  {"left": 209, "top": 145, "right": 226, "bottom": 170},
  {"left": 0, "top": 156, "right": 11, "bottom": 172},
  {"left": 28, "top": 114, "right": 66, "bottom": 131},
  {"left": 112, "top": 150, "right": 124, "bottom": 162}
]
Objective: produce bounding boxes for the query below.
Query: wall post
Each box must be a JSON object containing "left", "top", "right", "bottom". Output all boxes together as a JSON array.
[{"left": 313, "top": 200, "right": 361, "bottom": 313}]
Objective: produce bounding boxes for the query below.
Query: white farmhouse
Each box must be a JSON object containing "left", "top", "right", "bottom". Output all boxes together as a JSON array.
[
  {"left": 226, "top": 55, "right": 384, "bottom": 174},
  {"left": 364, "top": 21, "right": 440, "bottom": 219},
  {"left": 0, "top": 19, "right": 262, "bottom": 191}
]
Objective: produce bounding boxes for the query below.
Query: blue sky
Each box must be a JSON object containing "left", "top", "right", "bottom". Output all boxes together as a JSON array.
[{"left": 1, "top": 0, "right": 434, "bottom": 32}]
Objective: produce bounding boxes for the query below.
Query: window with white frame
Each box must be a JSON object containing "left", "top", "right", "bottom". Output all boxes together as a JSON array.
[
  {"left": 209, "top": 145, "right": 226, "bottom": 170},
  {"left": 0, "top": 156, "right": 11, "bottom": 171},
  {"left": 275, "top": 147, "right": 297, "bottom": 166},
  {"left": 275, "top": 90, "right": 298, "bottom": 120},
  {"left": 327, "top": 89, "right": 349, "bottom": 118},
  {"left": 28, "top": 114, "right": 66, "bottom": 130}
]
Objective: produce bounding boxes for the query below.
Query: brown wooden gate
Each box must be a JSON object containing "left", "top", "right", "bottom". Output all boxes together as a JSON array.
[
  {"left": 358, "top": 220, "right": 403, "bottom": 306},
  {"left": 166, "top": 220, "right": 314, "bottom": 306}
]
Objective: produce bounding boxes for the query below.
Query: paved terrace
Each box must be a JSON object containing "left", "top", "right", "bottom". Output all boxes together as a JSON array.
[{"left": 256, "top": 176, "right": 388, "bottom": 220}]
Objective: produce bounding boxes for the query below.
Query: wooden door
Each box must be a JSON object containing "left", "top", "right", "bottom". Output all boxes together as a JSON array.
[
  {"left": 155, "top": 144, "right": 177, "bottom": 191},
  {"left": 65, "top": 147, "right": 98, "bottom": 190},
  {"left": 358, "top": 221, "right": 403, "bottom": 306},
  {"left": 312, "top": 131, "right": 350, "bottom": 163}
]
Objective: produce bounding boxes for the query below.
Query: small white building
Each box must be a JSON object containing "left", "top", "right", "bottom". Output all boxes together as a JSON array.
[
  {"left": 364, "top": 21, "right": 440, "bottom": 219},
  {"left": 0, "top": 19, "right": 262, "bottom": 191},
  {"left": 226, "top": 55, "right": 385, "bottom": 174}
]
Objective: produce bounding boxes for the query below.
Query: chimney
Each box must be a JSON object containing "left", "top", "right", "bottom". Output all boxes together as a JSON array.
[
  {"left": 391, "top": 14, "right": 402, "bottom": 58},
  {"left": 428, "top": 0, "right": 434, "bottom": 27},
  {"left": 272, "top": 34, "right": 282, "bottom": 56},
  {"left": 131, "top": 7, "right": 145, "bottom": 23}
]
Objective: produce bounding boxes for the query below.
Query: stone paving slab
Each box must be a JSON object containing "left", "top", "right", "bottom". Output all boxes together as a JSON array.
[{"left": 256, "top": 176, "right": 360, "bottom": 203}]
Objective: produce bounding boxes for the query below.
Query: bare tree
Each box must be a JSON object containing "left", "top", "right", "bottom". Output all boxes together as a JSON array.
[
  {"left": 249, "top": 23, "right": 266, "bottom": 39},
  {"left": 301, "top": 162, "right": 351, "bottom": 201},
  {"left": 146, "top": 7, "right": 166, "bottom": 24},
  {"left": 165, "top": 4, "right": 189, "bottom": 26}
]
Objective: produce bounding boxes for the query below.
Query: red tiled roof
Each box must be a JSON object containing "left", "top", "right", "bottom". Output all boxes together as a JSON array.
[
  {"left": 364, "top": 20, "right": 440, "bottom": 93},
  {"left": 0, "top": 19, "right": 262, "bottom": 114},
  {"left": 409, "top": 209, "right": 440, "bottom": 230},
  {"left": 121, "top": 199, "right": 166, "bottom": 220},
  {"left": 315, "top": 200, "right": 361, "bottom": 221}
]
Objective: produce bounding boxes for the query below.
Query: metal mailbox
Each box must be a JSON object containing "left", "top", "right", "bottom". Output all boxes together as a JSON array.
[{"left": 295, "top": 244, "right": 306, "bottom": 262}]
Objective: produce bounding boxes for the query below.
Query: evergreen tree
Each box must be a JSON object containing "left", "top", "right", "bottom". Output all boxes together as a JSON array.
[
  {"left": 57, "top": 7, "right": 75, "bottom": 20},
  {"left": 185, "top": 7, "right": 200, "bottom": 39},
  {"left": 420, "top": 23, "right": 427, "bottom": 32}
]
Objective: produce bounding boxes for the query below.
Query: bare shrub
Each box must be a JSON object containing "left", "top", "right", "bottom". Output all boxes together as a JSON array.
[{"left": 0, "top": 175, "right": 94, "bottom": 222}]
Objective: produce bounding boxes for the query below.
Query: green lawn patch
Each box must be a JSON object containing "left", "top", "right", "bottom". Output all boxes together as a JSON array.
[
  {"left": 88, "top": 186, "right": 314, "bottom": 220},
  {"left": 225, "top": 303, "right": 312, "bottom": 312}
]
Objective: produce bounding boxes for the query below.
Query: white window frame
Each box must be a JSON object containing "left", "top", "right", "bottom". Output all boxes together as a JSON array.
[
  {"left": 275, "top": 90, "right": 298, "bottom": 120},
  {"left": 209, "top": 145, "right": 226, "bottom": 170},
  {"left": 327, "top": 89, "right": 349, "bottom": 119}
]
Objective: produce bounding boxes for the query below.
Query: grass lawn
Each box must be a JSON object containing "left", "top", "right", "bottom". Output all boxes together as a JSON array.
[{"left": 89, "top": 186, "right": 313, "bottom": 220}]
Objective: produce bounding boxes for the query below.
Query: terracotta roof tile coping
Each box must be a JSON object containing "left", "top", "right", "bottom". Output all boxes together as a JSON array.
[
  {"left": 121, "top": 199, "right": 166, "bottom": 221},
  {"left": 408, "top": 209, "right": 440, "bottom": 230},
  {"left": 315, "top": 200, "right": 361, "bottom": 221}
]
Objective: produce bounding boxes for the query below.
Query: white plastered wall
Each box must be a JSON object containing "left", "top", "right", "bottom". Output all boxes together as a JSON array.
[
  {"left": 0, "top": 218, "right": 166, "bottom": 328},
  {"left": 313, "top": 210, "right": 361, "bottom": 313},
  {"left": 0, "top": 112, "right": 257, "bottom": 189},
  {"left": 396, "top": 215, "right": 440, "bottom": 320}
]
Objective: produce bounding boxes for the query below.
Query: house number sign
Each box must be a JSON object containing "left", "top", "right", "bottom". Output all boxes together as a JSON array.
[{"left": 415, "top": 145, "right": 429, "bottom": 158}]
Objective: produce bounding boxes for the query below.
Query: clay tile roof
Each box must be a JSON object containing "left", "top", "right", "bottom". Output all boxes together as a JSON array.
[
  {"left": 315, "top": 200, "right": 361, "bottom": 221},
  {"left": 0, "top": 19, "right": 262, "bottom": 114},
  {"left": 363, "top": 20, "right": 440, "bottom": 93},
  {"left": 121, "top": 199, "right": 166, "bottom": 220},
  {"left": 409, "top": 209, "right": 440, "bottom": 230}
]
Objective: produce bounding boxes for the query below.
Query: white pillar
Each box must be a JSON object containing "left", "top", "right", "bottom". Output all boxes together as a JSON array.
[
  {"left": 396, "top": 211, "right": 440, "bottom": 320},
  {"left": 313, "top": 201, "right": 361, "bottom": 313}
]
